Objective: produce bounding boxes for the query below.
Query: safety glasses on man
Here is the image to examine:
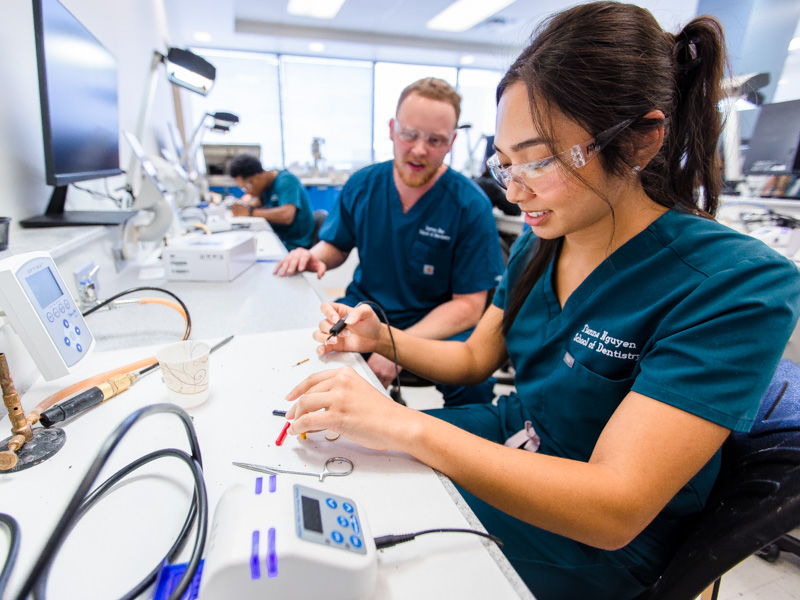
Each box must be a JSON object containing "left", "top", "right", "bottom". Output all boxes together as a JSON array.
[
  {"left": 392, "top": 119, "right": 456, "bottom": 149},
  {"left": 487, "top": 119, "right": 633, "bottom": 195}
]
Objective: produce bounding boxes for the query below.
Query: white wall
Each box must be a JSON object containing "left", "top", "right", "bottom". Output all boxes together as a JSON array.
[{"left": 0, "top": 0, "right": 180, "bottom": 224}]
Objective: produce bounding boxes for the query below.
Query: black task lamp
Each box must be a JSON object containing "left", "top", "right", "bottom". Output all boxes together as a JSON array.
[
  {"left": 129, "top": 48, "right": 218, "bottom": 194},
  {"left": 164, "top": 47, "right": 216, "bottom": 96}
]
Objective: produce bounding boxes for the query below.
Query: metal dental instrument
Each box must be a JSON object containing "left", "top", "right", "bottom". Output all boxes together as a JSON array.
[{"left": 232, "top": 457, "right": 354, "bottom": 482}]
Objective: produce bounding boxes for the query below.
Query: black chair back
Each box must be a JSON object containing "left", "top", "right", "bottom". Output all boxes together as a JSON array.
[
  {"left": 641, "top": 358, "right": 800, "bottom": 600},
  {"left": 311, "top": 209, "right": 328, "bottom": 247}
]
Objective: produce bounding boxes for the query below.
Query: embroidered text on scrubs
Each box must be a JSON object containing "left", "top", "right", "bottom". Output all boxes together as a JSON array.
[
  {"left": 575, "top": 323, "right": 639, "bottom": 361},
  {"left": 419, "top": 225, "right": 451, "bottom": 241}
]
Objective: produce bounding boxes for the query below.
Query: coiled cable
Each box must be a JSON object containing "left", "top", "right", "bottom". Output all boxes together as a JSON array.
[{"left": 12, "top": 403, "right": 207, "bottom": 600}]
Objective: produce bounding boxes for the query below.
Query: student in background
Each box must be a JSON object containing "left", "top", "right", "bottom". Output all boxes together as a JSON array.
[{"left": 229, "top": 155, "right": 315, "bottom": 250}]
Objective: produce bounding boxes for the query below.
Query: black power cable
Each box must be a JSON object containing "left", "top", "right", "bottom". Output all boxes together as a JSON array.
[
  {"left": 33, "top": 449, "right": 204, "bottom": 600},
  {"left": 0, "top": 514, "right": 21, "bottom": 599},
  {"left": 12, "top": 403, "right": 208, "bottom": 600},
  {"left": 351, "top": 300, "right": 403, "bottom": 403},
  {"left": 375, "top": 527, "right": 503, "bottom": 550}
]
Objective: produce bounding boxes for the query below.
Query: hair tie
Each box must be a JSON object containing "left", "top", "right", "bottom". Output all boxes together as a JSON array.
[{"left": 675, "top": 34, "right": 701, "bottom": 72}]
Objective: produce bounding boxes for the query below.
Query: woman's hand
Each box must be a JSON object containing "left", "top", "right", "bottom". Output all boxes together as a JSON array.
[
  {"left": 313, "top": 302, "right": 385, "bottom": 356},
  {"left": 285, "top": 367, "right": 417, "bottom": 451}
]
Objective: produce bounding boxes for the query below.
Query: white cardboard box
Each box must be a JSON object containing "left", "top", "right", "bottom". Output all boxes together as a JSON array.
[{"left": 164, "top": 231, "right": 256, "bottom": 281}]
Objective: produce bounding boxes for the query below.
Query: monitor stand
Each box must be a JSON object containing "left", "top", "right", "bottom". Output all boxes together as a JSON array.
[{"left": 19, "top": 186, "right": 136, "bottom": 228}]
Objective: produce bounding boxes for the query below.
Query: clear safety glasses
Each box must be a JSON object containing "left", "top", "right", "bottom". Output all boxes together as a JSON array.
[
  {"left": 392, "top": 119, "right": 456, "bottom": 150},
  {"left": 487, "top": 119, "right": 633, "bottom": 194}
]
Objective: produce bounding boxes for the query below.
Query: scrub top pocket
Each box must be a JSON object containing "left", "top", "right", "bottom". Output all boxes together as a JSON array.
[
  {"left": 405, "top": 237, "right": 453, "bottom": 297},
  {"left": 542, "top": 350, "right": 636, "bottom": 459}
]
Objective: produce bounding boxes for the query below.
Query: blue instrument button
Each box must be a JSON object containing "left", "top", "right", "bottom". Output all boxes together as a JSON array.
[
  {"left": 63, "top": 337, "right": 70, "bottom": 347},
  {"left": 75, "top": 326, "right": 81, "bottom": 336},
  {"left": 350, "top": 515, "right": 361, "bottom": 535},
  {"left": 331, "top": 531, "right": 344, "bottom": 544},
  {"left": 350, "top": 535, "right": 362, "bottom": 548},
  {"left": 337, "top": 516, "right": 349, "bottom": 528},
  {"left": 325, "top": 498, "right": 337, "bottom": 509},
  {"left": 76, "top": 344, "right": 83, "bottom": 353},
  {"left": 63, "top": 319, "right": 69, "bottom": 328},
  {"left": 342, "top": 502, "right": 354, "bottom": 513}
]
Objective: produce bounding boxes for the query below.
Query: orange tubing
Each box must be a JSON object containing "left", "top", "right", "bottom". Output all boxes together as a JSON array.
[
  {"left": 27, "top": 357, "right": 156, "bottom": 424},
  {"left": 137, "top": 297, "right": 188, "bottom": 328}
]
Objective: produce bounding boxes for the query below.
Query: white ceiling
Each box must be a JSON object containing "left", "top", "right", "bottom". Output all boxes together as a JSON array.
[{"left": 163, "top": 0, "right": 700, "bottom": 70}]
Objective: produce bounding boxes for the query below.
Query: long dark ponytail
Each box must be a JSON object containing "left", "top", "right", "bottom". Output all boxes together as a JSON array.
[{"left": 500, "top": 1, "right": 727, "bottom": 335}]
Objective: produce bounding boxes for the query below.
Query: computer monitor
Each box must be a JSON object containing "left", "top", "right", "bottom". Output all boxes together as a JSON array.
[
  {"left": 21, "top": 0, "right": 134, "bottom": 228},
  {"left": 742, "top": 99, "right": 800, "bottom": 176}
]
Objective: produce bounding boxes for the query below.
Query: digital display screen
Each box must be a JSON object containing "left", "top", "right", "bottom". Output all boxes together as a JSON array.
[
  {"left": 26, "top": 267, "right": 63, "bottom": 309},
  {"left": 301, "top": 496, "right": 323, "bottom": 534}
]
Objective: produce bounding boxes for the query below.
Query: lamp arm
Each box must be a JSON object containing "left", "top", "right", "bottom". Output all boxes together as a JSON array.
[
  {"left": 128, "top": 50, "right": 166, "bottom": 194},
  {"left": 182, "top": 113, "right": 211, "bottom": 172}
]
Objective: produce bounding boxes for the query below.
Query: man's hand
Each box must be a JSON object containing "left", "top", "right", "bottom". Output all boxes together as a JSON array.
[
  {"left": 274, "top": 248, "right": 327, "bottom": 278},
  {"left": 367, "top": 352, "right": 401, "bottom": 389},
  {"left": 230, "top": 203, "right": 251, "bottom": 217}
]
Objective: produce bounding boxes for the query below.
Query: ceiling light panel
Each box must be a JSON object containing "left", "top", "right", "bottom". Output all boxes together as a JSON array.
[
  {"left": 426, "top": 0, "right": 517, "bottom": 33},
  {"left": 287, "top": 0, "right": 346, "bottom": 20}
]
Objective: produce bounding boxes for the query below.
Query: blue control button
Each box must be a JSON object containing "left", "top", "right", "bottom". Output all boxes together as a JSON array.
[
  {"left": 63, "top": 319, "right": 69, "bottom": 328},
  {"left": 342, "top": 502, "right": 354, "bottom": 514},
  {"left": 350, "top": 535, "right": 362, "bottom": 548},
  {"left": 337, "top": 516, "right": 349, "bottom": 528},
  {"left": 350, "top": 515, "right": 361, "bottom": 535},
  {"left": 76, "top": 344, "right": 83, "bottom": 353},
  {"left": 331, "top": 531, "right": 344, "bottom": 544},
  {"left": 325, "top": 498, "right": 337, "bottom": 509},
  {"left": 63, "top": 337, "right": 71, "bottom": 347},
  {"left": 75, "top": 326, "right": 81, "bottom": 336}
]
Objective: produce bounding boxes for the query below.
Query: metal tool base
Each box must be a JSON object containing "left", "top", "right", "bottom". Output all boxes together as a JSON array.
[{"left": 0, "top": 427, "right": 66, "bottom": 473}]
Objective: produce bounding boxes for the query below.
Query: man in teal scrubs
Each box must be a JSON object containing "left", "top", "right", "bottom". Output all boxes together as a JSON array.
[
  {"left": 430, "top": 209, "right": 800, "bottom": 597},
  {"left": 229, "top": 154, "right": 314, "bottom": 251},
  {"left": 275, "top": 78, "right": 504, "bottom": 406}
]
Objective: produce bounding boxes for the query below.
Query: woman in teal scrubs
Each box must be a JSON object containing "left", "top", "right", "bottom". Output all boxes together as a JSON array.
[{"left": 285, "top": 3, "right": 800, "bottom": 599}]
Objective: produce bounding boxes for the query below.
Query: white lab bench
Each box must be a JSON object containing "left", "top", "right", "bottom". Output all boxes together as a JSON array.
[{"left": 0, "top": 224, "right": 533, "bottom": 600}]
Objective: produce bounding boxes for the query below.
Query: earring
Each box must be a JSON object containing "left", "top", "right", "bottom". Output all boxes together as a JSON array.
[{"left": 631, "top": 166, "right": 642, "bottom": 175}]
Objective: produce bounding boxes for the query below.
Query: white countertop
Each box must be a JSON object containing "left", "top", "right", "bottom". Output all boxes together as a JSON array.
[
  {"left": 1, "top": 330, "right": 532, "bottom": 600},
  {"left": 0, "top": 224, "right": 533, "bottom": 600}
]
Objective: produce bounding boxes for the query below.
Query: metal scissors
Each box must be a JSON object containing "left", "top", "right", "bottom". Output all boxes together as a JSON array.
[{"left": 232, "top": 457, "right": 354, "bottom": 482}]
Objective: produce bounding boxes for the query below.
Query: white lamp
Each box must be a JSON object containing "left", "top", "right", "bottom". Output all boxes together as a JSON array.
[
  {"left": 183, "top": 111, "right": 240, "bottom": 178},
  {"left": 721, "top": 72, "right": 770, "bottom": 184}
]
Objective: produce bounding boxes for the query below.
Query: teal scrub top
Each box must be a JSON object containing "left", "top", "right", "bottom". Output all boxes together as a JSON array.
[
  {"left": 319, "top": 161, "right": 504, "bottom": 328},
  {"left": 260, "top": 170, "right": 314, "bottom": 250},
  {"left": 492, "top": 208, "right": 800, "bottom": 567}
]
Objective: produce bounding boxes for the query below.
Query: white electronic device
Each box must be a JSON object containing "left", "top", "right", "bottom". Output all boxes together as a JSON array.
[
  {"left": 163, "top": 231, "right": 256, "bottom": 281},
  {"left": 199, "top": 479, "right": 377, "bottom": 600},
  {"left": 0, "top": 251, "right": 94, "bottom": 380}
]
